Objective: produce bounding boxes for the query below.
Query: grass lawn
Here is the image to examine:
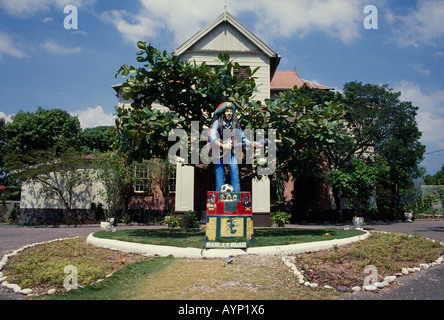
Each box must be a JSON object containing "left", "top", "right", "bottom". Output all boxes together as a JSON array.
[
  {"left": 92, "top": 227, "right": 365, "bottom": 249},
  {"left": 47, "top": 255, "right": 340, "bottom": 300}
]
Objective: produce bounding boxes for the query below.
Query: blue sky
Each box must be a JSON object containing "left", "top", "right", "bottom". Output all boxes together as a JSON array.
[{"left": 1, "top": 0, "right": 443, "bottom": 175}]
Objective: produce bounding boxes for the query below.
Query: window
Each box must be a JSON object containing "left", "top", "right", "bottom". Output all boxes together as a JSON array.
[
  {"left": 234, "top": 66, "right": 251, "bottom": 80},
  {"left": 134, "top": 163, "right": 152, "bottom": 194},
  {"left": 207, "top": 65, "right": 251, "bottom": 80},
  {"left": 168, "top": 166, "right": 176, "bottom": 194},
  {"left": 133, "top": 160, "right": 176, "bottom": 195}
]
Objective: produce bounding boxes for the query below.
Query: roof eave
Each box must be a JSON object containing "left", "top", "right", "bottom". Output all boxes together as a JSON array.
[{"left": 173, "top": 11, "right": 280, "bottom": 61}]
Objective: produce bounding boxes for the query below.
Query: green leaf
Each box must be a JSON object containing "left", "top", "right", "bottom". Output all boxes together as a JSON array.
[{"left": 137, "top": 41, "right": 147, "bottom": 50}]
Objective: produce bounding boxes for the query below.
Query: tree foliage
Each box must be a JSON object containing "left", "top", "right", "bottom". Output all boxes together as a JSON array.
[
  {"left": 81, "top": 126, "right": 114, "bottom": 154},
  {"left": 239, "top": 89, "right": 346, "bottom": 178},
  {"left": 4, "top": 107, "right": 82, "bottom": 157},
  {"left": 0, "top": 117, "right": 6, "bottom": 184},
  {"left": 111, "top": 42, "right": 346, "bottom": 183},
  {"left": 2, "top": 108, "right": 111, "bottom": 202},
  {"left": 328, "top": 158, "right": 377, "bottom": 215},
  {"left": 112, "top": 42, "right": 259, "bottom": 163},
  {"left": 310, "top": 81, "right": 426, "bottom": 214},
  {"left": 92, "top": 152, "right": 174, "bottom": 220},
  {"left": 424, "top": 164, "right": 444, "bottom": 185},
  {"left": 92, "top": 151, "right": 137, "bottom": 218}
]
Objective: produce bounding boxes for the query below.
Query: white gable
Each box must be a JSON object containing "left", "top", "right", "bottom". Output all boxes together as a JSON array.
[
  {"left": 174, "top": 11, "right": 280, "bottom": 101},
  {"left": 190, "top": 21, "right": 261, "bottom": 52}
]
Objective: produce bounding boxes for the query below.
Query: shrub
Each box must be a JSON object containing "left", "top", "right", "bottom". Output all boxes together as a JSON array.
[
  {"left": 90, "top": 202, "right": 104, "bottom": 221},
  {"left": 161, "top": 214, "right": 180, "bottom": 229},
  {"left": 270, "top": 211, "right": 291, "bottom": 227},
  {"left": 8, "top": 206, "right": 19, "bottom": 224},
  {"left": 182, "top": 211, "right": 200, "bottom": 229}
]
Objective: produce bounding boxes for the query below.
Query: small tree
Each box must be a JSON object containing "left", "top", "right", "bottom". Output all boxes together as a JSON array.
[
  {"left": 93, "top": 152, "right": 137, "bottom": 219},
  {"left": 93, "top": 152, "right": 174, "bottom": 221},
  {"left": 7, "top": 148, "right": 93, "bottom": 223}
]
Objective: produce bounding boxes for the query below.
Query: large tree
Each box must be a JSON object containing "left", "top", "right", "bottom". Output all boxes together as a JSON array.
[
  {"left": 322, "top": 82, "right": 425, "bottom": 215},
  {"left": 2, "top": 108, "right": 84, "bottom": 201},
  {"left": 4, "top": 107, "right": 83, "bottom": 157},
  {"left": 112, "top": 42, "right": 260, "bottom": 163},
  {"left": 112, "top": 42, "right": 346, "bottom": 183}
]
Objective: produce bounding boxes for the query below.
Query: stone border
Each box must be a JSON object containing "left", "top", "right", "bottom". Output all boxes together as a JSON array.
[
  {"left": 0, "top": 237, "right": 80, "bottom": 297},
  {"left": 86, "top": 230, "right": 370, "bottom": 259},
  {"left": 281, "top": 231, "right": 444, "bottom": 293}
]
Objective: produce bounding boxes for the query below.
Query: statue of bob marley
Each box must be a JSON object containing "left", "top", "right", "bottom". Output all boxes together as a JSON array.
[{"left": 208, "top": 102, "right": 259, "bottom": 192}]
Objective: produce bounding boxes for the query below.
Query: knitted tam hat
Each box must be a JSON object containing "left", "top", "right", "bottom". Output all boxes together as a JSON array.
[{"left": 214, "top": 102, "right": 235, "bottom": 116}]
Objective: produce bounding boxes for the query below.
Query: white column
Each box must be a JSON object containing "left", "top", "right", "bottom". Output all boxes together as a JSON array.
[
  {"left": 252, "top": 176, "right": 270, "bottom": 213},
  {"left": 174, "top": 164, "right": 195, "bottom": 212}
]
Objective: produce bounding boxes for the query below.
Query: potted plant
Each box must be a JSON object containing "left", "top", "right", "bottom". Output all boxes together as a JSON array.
[
  {"left": 270, "top": 211, "right": 291, "bottom": 227},
  {"left": 352, "top": 216, "right": 364, "bottom": 229},
  {"left": 402, "top": 202, "right": 414, "bottom": 222}
]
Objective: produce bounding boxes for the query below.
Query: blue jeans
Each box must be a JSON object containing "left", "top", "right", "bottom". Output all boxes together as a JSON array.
[{"left": 215, "top": 154, "right": 240, "bottom": 192}]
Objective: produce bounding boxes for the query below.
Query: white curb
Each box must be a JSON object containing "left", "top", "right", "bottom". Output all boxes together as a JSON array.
[{"left": 86, "top": 230, "right": 370, "bottom": 258}]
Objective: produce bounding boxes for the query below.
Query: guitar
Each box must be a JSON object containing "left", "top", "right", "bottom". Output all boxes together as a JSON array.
[{"left": 208, "top": 138, "right": 269, "bottom": 159}]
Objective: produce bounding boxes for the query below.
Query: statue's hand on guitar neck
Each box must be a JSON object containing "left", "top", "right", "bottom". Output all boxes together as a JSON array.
[
  {"left": 210, "top": 138, "right": 269, "bottom": 159},
  {"left": 221, "top": 140, "right": 233, "bottom": 150}
]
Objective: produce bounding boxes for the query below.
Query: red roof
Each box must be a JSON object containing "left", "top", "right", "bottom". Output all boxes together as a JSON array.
[{"left": 270, "top": 70, "right": 332, "bottom": 91}]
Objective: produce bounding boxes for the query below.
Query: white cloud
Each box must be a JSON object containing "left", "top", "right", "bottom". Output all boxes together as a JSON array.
[
  {"left": 237, "top": 0, "right": 368, "bottom": 43},
  {"left": 41, "top": 40, "right": 82, "bottom": 54},
  {"left": 409, "top": 63, "right": 431, "bottom": 76},
  {"left": 396, "top": 80, "right": 444, "bottom": 174},
  {"left": 102, "top": 0, "right": 372, "bottom": 46},
  {"left": 389, "top": 0, "right": 444, "bottom": 47},
  {"left": 0, "top": 112, "right": 13, "bottom": 123},
  {"left": 396, "top": 80, "right": 444, "bottom": 149},
  {"left": 101, "top": 9, "right": 164, "bottom": 45},
  {"left": 70, "top": 106, "right": 115, "bottom": 129},
  {"left": 0, "top": 31, "right": 29, "bottom": 59},
  {"left": 0, "top": 0, "right": 95, "bottom": 16}
]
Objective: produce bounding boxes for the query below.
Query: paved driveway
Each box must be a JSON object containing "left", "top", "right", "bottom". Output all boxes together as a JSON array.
[{"left": 1, "top": 220, "right": 443, "bottom": 300}]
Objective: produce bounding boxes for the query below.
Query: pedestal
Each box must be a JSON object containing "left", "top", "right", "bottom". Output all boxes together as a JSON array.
[{"left": 205, "top": 191, "right": 254, "bottom": 248}]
